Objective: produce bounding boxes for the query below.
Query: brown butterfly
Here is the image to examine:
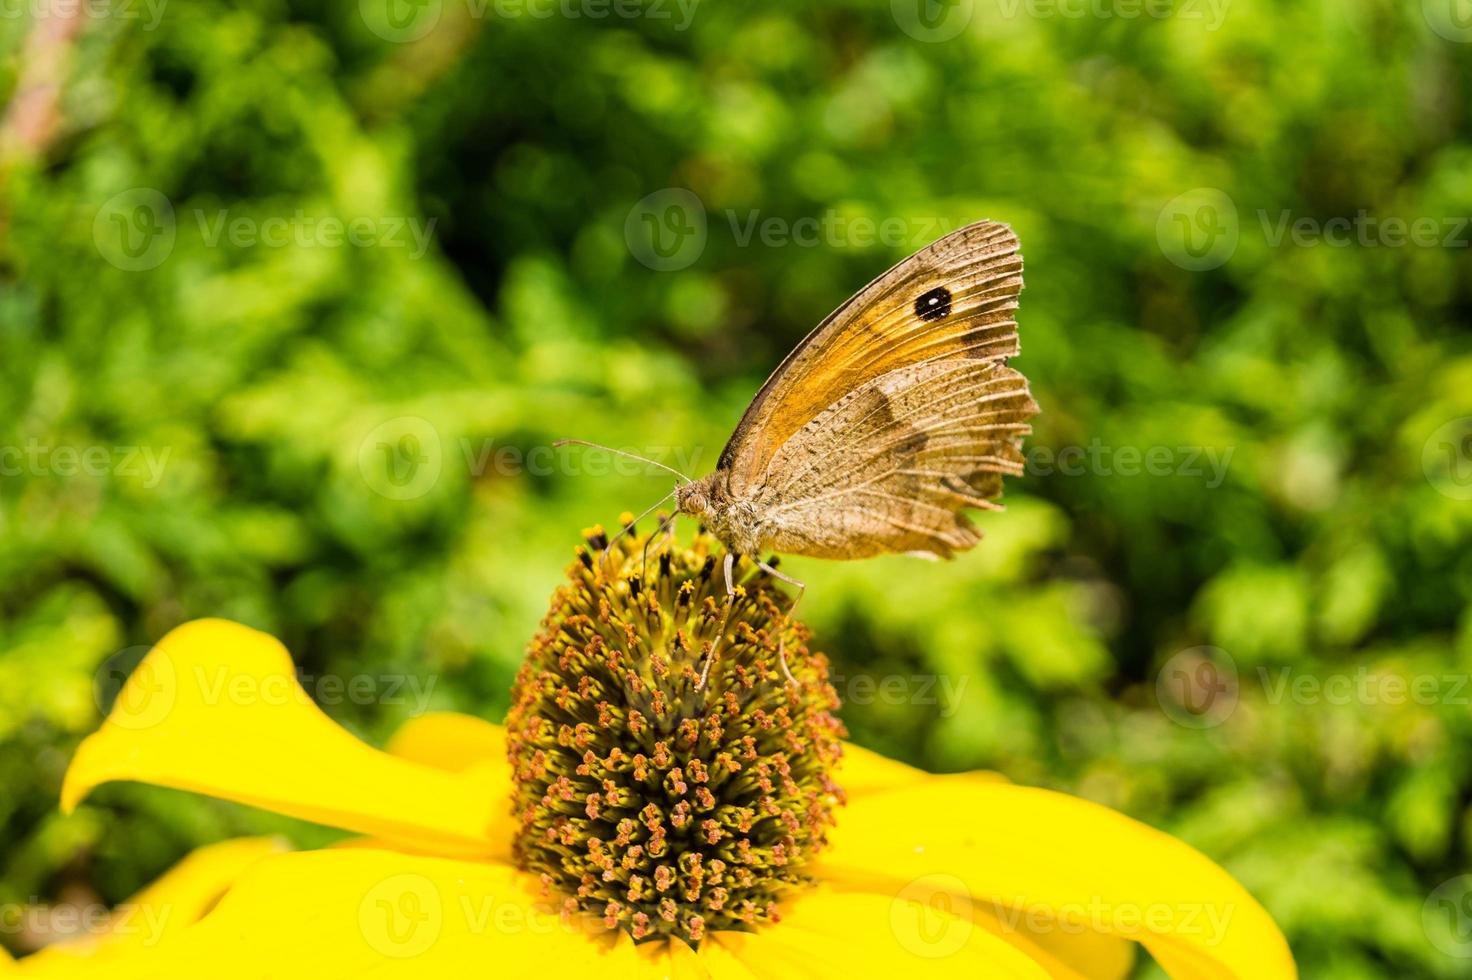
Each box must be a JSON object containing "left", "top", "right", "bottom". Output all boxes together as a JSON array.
[{"left": 561, "top": 219, "right": 1037, "bottom": 673}]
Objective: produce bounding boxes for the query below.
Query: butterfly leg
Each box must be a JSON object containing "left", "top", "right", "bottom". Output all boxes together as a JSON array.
[
  {"left": 754, "top": 558, "right": 804, "bottom": 687},
  {"left": 601, "top": 487, "right": 677, "bottom": 575},
  {"left": 696, "top": 552, "right": 738, "bottom": 691},
  {"left": 640, "top": 511, "right": 674, "bottom": 582}
]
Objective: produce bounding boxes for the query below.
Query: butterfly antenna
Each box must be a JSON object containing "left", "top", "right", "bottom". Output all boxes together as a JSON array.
[
  {"left": 602, "top": 489, "right": 678, "bottom": 559},
  {"left": 553, "top": 439, "right": 693, "bottom": 484}
]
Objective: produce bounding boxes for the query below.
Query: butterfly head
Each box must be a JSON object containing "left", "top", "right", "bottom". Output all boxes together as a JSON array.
[
  {"left": 677, "top": 472, "right": 766, "bottom": 555},
  {"left": 674, "top": 472, "right": 718, "bottom": 522}
]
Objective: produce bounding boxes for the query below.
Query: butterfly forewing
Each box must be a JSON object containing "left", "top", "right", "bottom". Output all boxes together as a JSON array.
[
  {"left": 717, "top": 219, "right": 1037, "bottom": 559},
  {"left": 719, "top": 221, "right": 1026, "bottom": 492}
]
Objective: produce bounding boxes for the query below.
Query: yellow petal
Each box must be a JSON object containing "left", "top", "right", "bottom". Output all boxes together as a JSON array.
[
  {"left": 63, "top": 620, "right": 512, "bottom": 859},
  {"left": 818, "top": 781, "right": 1294, "bottom": 980},
  {"left": 386, "top": 711, "right": 508, "bottom": 776},
  {"left": 15, "top": 848, "right": 654, "bottom": 979},
  {"left": 710, "top": 886, "right": 1051, "bottom": 978},
  {"left": 859, "top": 868, "right": 1135, "bottom": 980},
  {"left": 836, "top": 742, "right": 930, "bottom": 796},
  {"left": 632, "top": 934, "right": 676, "bottom": 975},
  {"left": 13, "top": 838, "right": 287, "bottom": 974},
  {"left": 837, "top": 743, "right": 1006, "bottom": 799},
  {"left": 689, "top": 937, "right": 760, "bottom": 979},
  {"left": 111, "top": 836, "right": 289, "bottom": 940}
]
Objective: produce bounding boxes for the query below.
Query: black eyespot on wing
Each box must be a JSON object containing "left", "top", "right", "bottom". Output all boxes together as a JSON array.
[{"left": 914, "top": 286, "right": 952, "bottom": 322}]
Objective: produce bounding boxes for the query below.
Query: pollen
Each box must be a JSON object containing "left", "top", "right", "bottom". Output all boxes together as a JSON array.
[{"left": 507, "top": 522, "right": 846, "bottom": 945}]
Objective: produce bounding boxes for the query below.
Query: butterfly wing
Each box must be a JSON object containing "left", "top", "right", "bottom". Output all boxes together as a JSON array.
[
  {"left": 720, "top": 220, "right": 1037, "bottom": 559},
  {"left": 751, "top": 357, "right": 1034, "bottom": 558}
]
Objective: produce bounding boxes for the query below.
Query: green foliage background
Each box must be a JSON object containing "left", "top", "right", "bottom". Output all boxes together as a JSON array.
[{"left": 2, "top": 0, "right": 1472, "bottom": 975}]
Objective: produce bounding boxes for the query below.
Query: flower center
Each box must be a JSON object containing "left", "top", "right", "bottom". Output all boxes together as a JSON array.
[{"left": 506, "top": 522, "right": 846, "bottom": 945}]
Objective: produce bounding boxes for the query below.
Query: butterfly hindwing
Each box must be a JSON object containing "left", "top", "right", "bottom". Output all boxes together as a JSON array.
[{"left": 751, "top": 359, "right": 1035, "bottom": 558}]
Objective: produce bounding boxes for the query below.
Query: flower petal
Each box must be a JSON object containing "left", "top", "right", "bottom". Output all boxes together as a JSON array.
[
  {"left": 970, "top": 907, "right": 1134, "bottom": 980},
  {"left": 836, "top": 742, "right": 930, "bottom": 797},
  {"left": 108, "top": 836, "right": 289, "bottom": 940},
  {"left": 386, "top": 711, "right": 508, "bottom": 776},
  {"left": 710, "top": 886, "right": 1051, "bottom": 978},
  {"left": 818, "top": 781, "right": 1294, "bottom": 980},
  {"left": 840, "top": 868, "right": 1135, "bottom": 980},
  {"left": 9, "top": 838, "right": 287, "bottom": 975},
  {"left": 837, "top": 743, "right": 1006, "bottom": 798},
  {"left": 29, "top": 848, "right": 657, "bottom": 979},
  {"left": 63, "top": 620, "right": 511, "bottom": 859},
  {"left": 687, "top": 937, "right": 760, "bottom": 979}
]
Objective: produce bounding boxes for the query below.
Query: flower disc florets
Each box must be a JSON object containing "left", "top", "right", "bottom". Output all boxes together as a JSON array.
[{"left": 507, "top": 521, "right": 846, "bottom": 945}]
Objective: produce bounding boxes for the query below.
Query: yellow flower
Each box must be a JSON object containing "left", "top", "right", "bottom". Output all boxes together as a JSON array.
[{"left": 7, "top": 532, "right": 1295, "bottom": 979}]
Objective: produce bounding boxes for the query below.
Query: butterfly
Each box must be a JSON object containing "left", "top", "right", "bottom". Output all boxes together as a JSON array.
[{"left": 562, "top": 219, "right": 1037, "bottom": 668}]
